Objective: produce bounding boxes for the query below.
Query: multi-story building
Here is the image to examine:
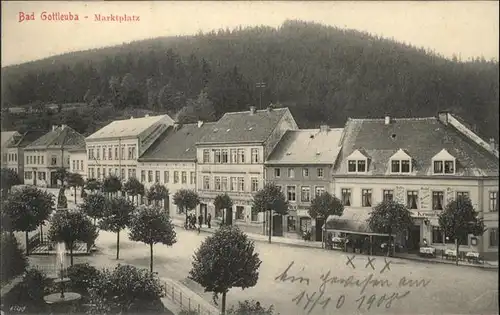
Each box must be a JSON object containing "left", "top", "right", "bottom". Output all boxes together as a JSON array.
[
  {"left": 196, "top": 106, "right": 298, "bottom": 234},
  {"left": 1, "top": 131, "right": 21, "bottom": 169},
  {"left": 68, "top": 144, "right": 87, "bottom": 180},
  {"left": 138, "top": 121, "right": 216, "bottom": 215},
  {"left": 329, "top": 113, "right": 499, "bottom": 259},
  {"left": 265, "top": 126, "right": 344, "bottom": 240},
  {"left": 85, "top": 114, "right": 174, "bottom": 183},
  {"left": 23, "top": 125, "right": 86, "bottom": 187},
  {"left": 5, "top": 130, "right": 47, "bottom": 176}
]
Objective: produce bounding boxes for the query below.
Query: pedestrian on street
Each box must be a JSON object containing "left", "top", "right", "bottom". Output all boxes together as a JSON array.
[
  {"left": 198, "top": 213, "right": 203, "bottom": 227},
  {"left": 207, "top": 213, "right": 212, "bottom": 229}
]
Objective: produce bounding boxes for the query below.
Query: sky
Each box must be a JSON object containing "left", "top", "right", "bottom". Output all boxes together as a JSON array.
[{"left": 1, "top": 1, "right": 499, "bottom": 67}]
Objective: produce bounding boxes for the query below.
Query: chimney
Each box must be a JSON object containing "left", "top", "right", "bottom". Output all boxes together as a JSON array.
[
  {"left": 197, "top": 120, "right": 204, "bottom": 128},
  {"left": 490, "top": 138, "right": 497, "bottom": 151},
  {"left": 384, "top": 116, "right": 391, "bottom": 125},
  {"left": 249, "top": 106, "right": 256, "bottom": 115},
  {"left": 319, "top": 125, "right": 330, "bottom": 132},
  {"left": 438, "top": 111, "right": 449, "bottom": 125},
  {"left": 52, "top": 125, "right": 57, "bottom": 131}
]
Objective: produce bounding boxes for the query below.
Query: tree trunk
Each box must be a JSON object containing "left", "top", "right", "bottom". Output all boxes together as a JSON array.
[
  {"left": 150, "top": 242, "right": 154, "bottom": 273},
  {"left": 116, "top": 230, "right": 120, "bottom": 260},
  {"left": 455, "top": 239, "right": 459, "bottom": 266},
  {"left": 70, "top": 243, "right": 74, "bottom": 266},
  {"left": 268, "top": 210, "right": 272, "bottom": 243},
  {"left": 387, "top": 233, "right": 392, "bottom": 256},
  {"left": 25, "top": 231, "right": 29, "bottom": 256},
  {"left": 221, "top": 291, "right": 227, "bottom": 315},
  {"left": 74, "top": 187, "right": 77, "bottom": 204}
]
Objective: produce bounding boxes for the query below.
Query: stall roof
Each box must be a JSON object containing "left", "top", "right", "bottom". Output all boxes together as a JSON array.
[{"left": 324, "top": 209, "right": 389, "bottom": 237}]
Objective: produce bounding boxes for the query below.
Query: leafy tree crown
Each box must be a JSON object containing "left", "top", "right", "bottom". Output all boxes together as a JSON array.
[
  {"left": 48, "top": 210, "right": 96, "bottom": 246},
  {"left": 367, "top": 200, "right": 414, "bottom": 235},
  {"left": 308, "top": 192, "right": 344, "bottom": 219},
  {"left": 128, "top": 205, "right": 177, "bottom": 246},
  {"left": 99, "top": 197, "right": 135, "bottom": 233},
  {"left": 79, "top": 193, "right": 106, "bottom": 219},
  {"left": 251, "top": 183, "right": 289, "bottom": 215},
  {"left": 213, "top": 193, "right": 233, "bottom": 211},
  {"left": 146, "top": 183, "right": 169, "bottom": 202},
  {"left": 103, "top": 175, "right": 122, "bottom": 193},
  {"left": 173, "top": 189, "right": 200, "bottom": 213},
  {"left": 438, "top": 196, "right": 485, "bottom": 243},
  {"left": 123, "top": 177, "right": 145, "bottom": 196}
]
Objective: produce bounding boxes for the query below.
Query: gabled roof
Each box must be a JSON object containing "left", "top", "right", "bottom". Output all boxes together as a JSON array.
[
  {"left": 139, "top": 122, "right": 217, "bottom": 162},
  {"left": 1, "top": 131, "right": 20, "bottom": 148},
  {"left": 197, "top": 108, "right": 291, "bottom": 144},
  {"left": 390, "top": 148, "right": 412, "bottom": 160},
  {"left": 265, "top": 128, "right": 344, "bottom": 165},
  {"left": 25, "top": 126, "right": 85, "bottom": 150},
  {"left": 7, "top": 130, "right": 47, "bottom": 148},
  {"left": 86, "top": 115, "right": 172, "bottom": 140},
  {"left": 334, "top": 117, "right": 499, "bottom": 177}
]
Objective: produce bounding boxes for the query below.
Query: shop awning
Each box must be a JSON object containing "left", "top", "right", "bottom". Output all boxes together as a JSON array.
[{"left": 324, "top": 209, "right": 389, "bottom": 237}]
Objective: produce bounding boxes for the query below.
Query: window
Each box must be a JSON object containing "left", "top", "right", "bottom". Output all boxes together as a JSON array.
[
  {"left": 432, "top": 226, "right": 444, "bottom": 244},
  {"left": 383, "top": 190, "right": 394, "bottom": 202},
  {"left": 230, "top": 149, "right": 237, "bottom": 163},
  {"left": 24, "top": 171, "right": 32, "bottom": 180},
  {"left": 26, "top": 156, "right": 28, "bottom": 164},
  {"left": 121, "top": 169, "right": 125, "bottom": 180},
  {"left": 41, "top": 156, "right": 44, "bottom": 164},
  {"left": 251, "top": 148, "right": 259, "bottom": 163},
  {"left": 407, "top": 191, "right": 419, "bottom": 209},
  {"left": 141, "top": 170, "right": 146, "bottom": 182},
  {"left": 37, "top": 156, "right": 40, "bottom": 164},
  {"left": 128, "top": 169, "right": 132, "bottom": 179},
  {"left": 317, "top": 168, "right": 324, "bottom": 178},
  {"left": 238, "top": 177, "right": 244, "bottom": 191},
  {"left": 148, "top": 171, "right": 153, "bottom": 183},
  {"left": 274, "top": 168, "right": 281, "bottom": 178},
  {"left": 214, "top": 177, "right": 221, "bottom": 190},
  {"left": 302, "top": 168, "right": 309, "bottom": 177},
  {"left": 401, "top": 160, "right": 410, "bottom": 173},
  {"left": 155, "top": 171, "right": 160, "bottom": 183},
  {"left": 489, "top": 228, "right": 498, "bottom": 247},
  {"left": 103, "top": 147, "right": 107, "bottom": 160},
  {"left": 114, "top": 168, "right": 118, "bottom": 175},
  {"left": 251, "top": 209, "right": 258, "bottom": 222},
  {"left": 51, "top": 156, "right": 57, "bottom": 165},
  {"left": 444, "top": 161, "right": 455, "bottom": 174},
  {"left": 221, "top": 177, "right": 228, "bottom": 191},
  {"left": 433, "top": 161, "right": 443, "bottom": 174},
  {"left": 287, "top": 168, "right": 295, "bottom": 178},
  {"left": 341, "top": 188, "right": 351, "bottom": 206},
  {"left": 190, "top": 172, "right": 195, "bottom": 185},
  {"left": 362, "top": 189, "right": 372, "bottom": 207},
  {"left": 121, "top": 147, "right": 125, "bottom": 160},
  {"left": 301, "top": 186, "right": 311, "bottom": 202},
  {"left": 96, "top": 147, "right": 101, "bottom": 160},
  {"left": 236, "top": 206, "right": 245, "bottom": 220},
  {"left": 230, "top": 177, "right": 237, "bottom": 191},
  {"left": 72, "top": 160, "right": 76, "bottom": 170},
  {"left": 90, "top": 168, "right": 95, "bottom": 179},
  {"left": 456, "top": 191, "right": 469, "bottom": 199},
  {"left": 97, "top": 168, "right": 101, "bottom": 179},
  {"left": 108, "top": 148, "right": 112, "bottom": 160},
  {"left": 174, "top": 171, "right": 179, "bottom": 184},
  {"left": 348, "top": 159, "right": 367, "bottom": 172},
  {"left": 238, "top": 149, "right": 245, "bottom": 163},
  {"left": 38, "top": 172, "right": 46, "bottom": 181},
  {"left": 287, "top": 186, "right": 296, "bottom": 202},
  {"left": 102, "top": 168, "right": 106, "bottom": 178},
  {"left": 114, "top": 148, "right": 118, "bottom": 160},
  {"left": 391, "top": 160, "right": 400, "bottom": 173},
  {"left": 214, "top": 149, "right": 221, "bottom": 163},
  {"left": 251, "top": 178, "right": 258, "bottom": 192},
  {"left": 315, "top": 186, "right": 325, "bottom": 197},
  {"left": 164, "top": 171, "right": 169, "bottom": 183},
  {"left": 287, "top": 216, "right": 297, "bottom": 232},
  {"left": 203, "top": 176, "right": 210, "bottom": 190},
  {"left": 490, "top": 192, "right": 498, "bottom": 212},
  {"left": 432, "top": 191, "right": 444, "bottom": 210},
  {"left": 131, "top": 169, "right": 137, "bottom": 178},
  {"left": 222, "top": 149, "right": 229, "bottom": 163},
  {"left": 131, "top": 146, "right": 136, "bottom": 159},
  {"left": 181, "top": 171, "right": 187, "bottom": 184}
]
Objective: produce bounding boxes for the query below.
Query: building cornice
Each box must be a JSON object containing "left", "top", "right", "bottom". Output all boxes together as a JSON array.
[{"left": 332, "top": 174, "right": 499, "bottom": 181}]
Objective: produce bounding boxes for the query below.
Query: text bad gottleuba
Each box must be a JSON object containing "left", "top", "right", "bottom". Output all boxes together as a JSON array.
[{"left": 18, "top": 12, "right": 140, "bottom": 23}]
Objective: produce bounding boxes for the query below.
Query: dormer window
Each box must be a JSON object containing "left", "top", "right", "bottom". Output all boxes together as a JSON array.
[
  {"left": 346, "top": 149, "right": 369, "bottom": 173},
  {"left": 432, "top": 149, "right": 456, "bottom": 175},
  {"left": 390, "top": 149, "right": 412, "bottom": 174}
]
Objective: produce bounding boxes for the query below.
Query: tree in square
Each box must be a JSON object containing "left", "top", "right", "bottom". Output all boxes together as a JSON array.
[
  {"left": 189, "top": 225, "right": 262, "bottom": 315},
  {"left": 128, "top": 205, "right": 177, "bottom": 273},
  {"left": 173, "top": 189, "right": 200, "bottom": 227},
  {"left": 99, "top": 197, "right": 135, "bottom": 259},
  {"left": 102, "top": 175, "right": 122, "bottom": 198},
  {"left": 79, "top": 192, "right": 106, "bottom": 226},
  {"left": 214, "top": 193, "right": 233, "bottom": 226},
  {"left": 438, "top": 196, "right": 485, "bottom": 265},
  {"left": 146, "top": 183, "right": 169, "bottom": 207},
  {"left": 67, "top": 172, "right": 84, "bottom": 204},
  {"left": 123, "top": 177, "right": 145, "bottom": 206}
]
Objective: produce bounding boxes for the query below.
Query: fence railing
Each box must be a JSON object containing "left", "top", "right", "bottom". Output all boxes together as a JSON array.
[{"left": 163, "top": 280, "right": 219, "bottom": 315}]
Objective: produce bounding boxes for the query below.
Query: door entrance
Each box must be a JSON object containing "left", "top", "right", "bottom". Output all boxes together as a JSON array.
[
  {"left": 272, "top": 214, "right": 283, "bottom": 236},
  {"left": 408, "top": 225, "right": 421, "bottom": 251},
  {"left": 315, "top": 218, "right": 325, "bottom": 241}
]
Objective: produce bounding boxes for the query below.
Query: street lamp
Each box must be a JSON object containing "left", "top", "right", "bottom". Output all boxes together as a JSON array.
[{"left": 256, "top": 82, "right": 266, "bottom": 109}]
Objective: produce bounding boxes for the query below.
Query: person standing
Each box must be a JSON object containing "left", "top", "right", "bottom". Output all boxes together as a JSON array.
[
  {"left": 207, "top": 213, "right": 212, "bottom": 229},
  {"left": 198, "top": 213, "right": 203, "bottom": 227}
]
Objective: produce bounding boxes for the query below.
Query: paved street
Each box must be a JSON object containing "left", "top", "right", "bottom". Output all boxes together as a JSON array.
[{"left": 28, "top": 227, "right": 498, "bottom": 315}]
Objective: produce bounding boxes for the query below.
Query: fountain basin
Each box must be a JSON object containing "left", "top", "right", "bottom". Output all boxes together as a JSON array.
[{"left": 44, "top": 292, "right": 82, "bottom": 305}]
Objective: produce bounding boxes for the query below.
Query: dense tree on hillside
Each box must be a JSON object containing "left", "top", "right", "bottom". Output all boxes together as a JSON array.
[{"left": 2, "top": 20, "right": 498, "bottom": 139}]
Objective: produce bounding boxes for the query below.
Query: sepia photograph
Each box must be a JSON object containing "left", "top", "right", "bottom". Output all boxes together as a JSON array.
[{"left": 1, "top": 1, "right": 498, "bottom": 315}]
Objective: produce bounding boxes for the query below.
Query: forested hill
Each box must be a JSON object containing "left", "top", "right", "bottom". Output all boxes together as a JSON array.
[{"left": 2, "top": 20, "right": 499, "bottom": 140}]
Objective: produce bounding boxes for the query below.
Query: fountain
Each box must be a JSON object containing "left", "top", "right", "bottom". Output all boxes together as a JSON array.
[{"left": 43, "top": 243, "right": 82, "bottom": 312}]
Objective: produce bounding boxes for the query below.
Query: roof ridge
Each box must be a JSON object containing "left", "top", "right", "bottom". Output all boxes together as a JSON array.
[
  {"left": 224, "top": 107, "right": 288, "bottom": 115},
  {"left": 348, "top": 117, "right": 437, "bottom": 122}
]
